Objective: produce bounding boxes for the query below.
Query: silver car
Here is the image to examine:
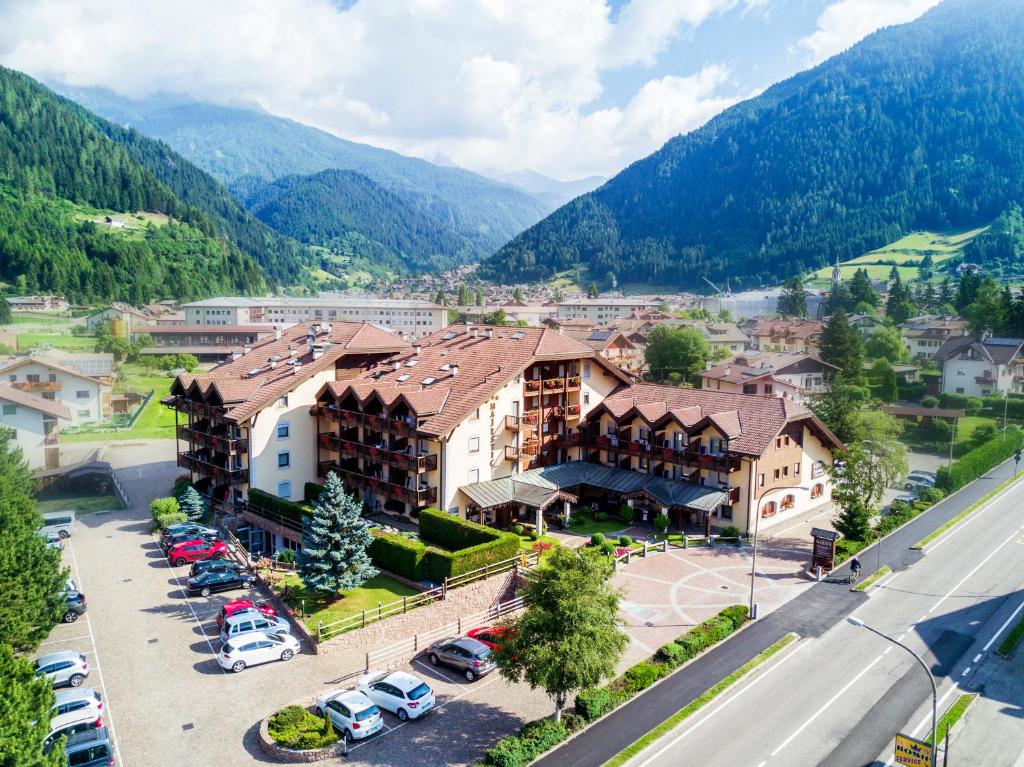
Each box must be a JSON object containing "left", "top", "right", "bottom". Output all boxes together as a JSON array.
[
  {"left": 219, "top": 613, "right": 291, "bottom": 644},
  {"left": 428, "top": 636, "right": 496, "bottom": 682},
  {"left": 34, "top": 651, "right": 89, "bottom": 688},
  {"left": 51, "top": 688, "right": 103, "bottom": 720},
  {"left": 314, "top": 689, "right": 384, "bottom": 741}
]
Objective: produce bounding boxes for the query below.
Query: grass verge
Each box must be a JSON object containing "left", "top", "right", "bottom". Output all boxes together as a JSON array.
[
  {"left": 926, "top": 693, "right": 976, "bottom": 746},
  {"left": 997, "top": 613, "right": 1024, "bottom": 658},
  {"left": 912, "top": 472, "right": 1022, "bottom": 549},
  {"left": 277, "top": 573, "right": 420, "bottom": 633},
  {"left": 602, "top": 633, "right": 798, "bottom": 767},
  {"left": 853, "top": 566, "right": 891, "bottom": 592}
]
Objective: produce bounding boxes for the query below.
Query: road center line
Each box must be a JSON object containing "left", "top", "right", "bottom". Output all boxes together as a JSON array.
[{"left": 768, "top": 654, "right": 883, "bottom": 758}]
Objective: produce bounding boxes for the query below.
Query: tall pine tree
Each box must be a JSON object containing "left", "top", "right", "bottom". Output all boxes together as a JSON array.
[
  {"left": 299, "top": 472, "right": 378, "bottom": 594},
  {"left": 820, "top": 309, "right": 864, "bottom": 381},
  {"left": 0, "top": 296, "right": 11, "bottom": 325},
  {"left": 777, "top": 276, "right": 808, "bottom": 318},
  {"left": 0, "top": 644, "right": 62, "bottom": 767},
  {"left": 178, "top": 486, "right": 206, "bottom": 523}
]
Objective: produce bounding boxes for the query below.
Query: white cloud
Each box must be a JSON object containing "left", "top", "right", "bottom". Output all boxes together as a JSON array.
[
  {"left": 0, "top": 0, "right": 745, "bottom": 178},
  {"left": 796, "top": 0, "right": 941, "bottom": 65}
]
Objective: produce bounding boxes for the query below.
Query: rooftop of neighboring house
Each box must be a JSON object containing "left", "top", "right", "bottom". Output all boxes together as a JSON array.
[
  {"left": 0, "top": 383, "right": 71, "bottom": 420},
  {"left": 89, "top": 302, "right": 153, "bottom": 319},
  {"left": 699, "top": 361, "right": 776, "bottom": 386},
  {"left": 727, "top": 350, "right": 838, "bottom": 374},
  {"left": 317, "top": 324, "right": 632, "bottom": 439},
  {"left": 932, "top": 335, "right": 1024, "bottom": 365},
  {"left": 182, "top": 296, "right": 443, "bottom": 310},
  {"left": 0, "top": 353, "right": 111, "bottom": 386},
  {"left": 752, "top": 319, "right": 824, "bottom": 340},
  {"left": 900, "top": 315, "right": 969, "bottom": 338},
  {"left": 145, "top": 324, "right": 275, "bottom": 335},
  {"left": 589, "top": 382, "right": 842, "bottom": 456},
  {"left": 559, "top": 328, "right": 637, "bottom": 353},
  {"left": 167, "top": 321, "right": 411, "bottom": 425}
]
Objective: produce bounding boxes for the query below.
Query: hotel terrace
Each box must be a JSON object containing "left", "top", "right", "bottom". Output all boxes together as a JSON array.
[{"left": 166, "top": 322, "right": 842, "bottom": 556}]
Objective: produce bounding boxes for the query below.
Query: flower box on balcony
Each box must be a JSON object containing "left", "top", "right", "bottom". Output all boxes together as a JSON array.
[{"left": 525, "top": 380, "right": 541, "bottom": 392}]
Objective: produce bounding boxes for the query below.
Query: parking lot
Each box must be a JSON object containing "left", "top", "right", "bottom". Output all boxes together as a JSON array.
[{"left": 37, "top": 442, "right": 551, "bottom": 766}]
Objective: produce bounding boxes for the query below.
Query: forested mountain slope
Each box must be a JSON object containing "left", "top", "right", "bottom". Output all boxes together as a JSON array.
[{"left": 481, "top": 0, "right": 1024, "bottom": 289}]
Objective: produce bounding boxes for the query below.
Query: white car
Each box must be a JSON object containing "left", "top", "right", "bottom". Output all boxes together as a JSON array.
[
  {"left": 314, "top": 689, "right": 384, "bottom": 741},
  {"left": 356, "top": 671, "right": 435, "bottom": 722},
  {"left": 217, "top": 631, "right": 300, "bottom": 673},
  {"left": 51, "top": 688, "right": 103, "bottom": 721}
]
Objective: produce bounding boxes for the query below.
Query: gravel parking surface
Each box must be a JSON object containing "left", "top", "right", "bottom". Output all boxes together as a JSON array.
[{"left": 38, "top": 441, "right": 551, "bottom": 766}]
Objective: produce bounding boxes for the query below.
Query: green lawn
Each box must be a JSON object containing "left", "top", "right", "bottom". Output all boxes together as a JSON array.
[
  {"left": 279, "top": 573, "right": 420, "bottom": 633},
  {"left": 564, "top": 511, "right": 630, "bottom": 536},
  {"left": 34, "top": 492, "right": 123, "bottom": 515},
  {"left": 17, "top": 332, "right": 97, "bottom": 351},
  {"left": 63, "top": 364, "right": 179, "bottom": 442},
  {"left": 10, "top": 314, "right": 75, "bottom": 326}
]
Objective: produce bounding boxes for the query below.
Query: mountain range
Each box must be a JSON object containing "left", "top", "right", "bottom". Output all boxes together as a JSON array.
[{"left": 480, "top": 0, "right": 1024, "bottom": 290}]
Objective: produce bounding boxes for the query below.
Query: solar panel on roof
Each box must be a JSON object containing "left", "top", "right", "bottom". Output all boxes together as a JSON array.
[
  {"left": 397, "top": 374, "right": 410, "bottom": 382},
  {"left": 442, "top": 331, "right": 457, "bottom": 340},
  {"left": 986, "top": 338, "right": 1023, "bottom": 346},
  {"left": 588, "top": 331, "right": 613, "bottom": 341}
]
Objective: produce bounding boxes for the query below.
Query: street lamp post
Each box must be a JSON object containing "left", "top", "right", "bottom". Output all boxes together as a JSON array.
[{"left": 847, "top": 616, "right": 938, "bottom": 766}]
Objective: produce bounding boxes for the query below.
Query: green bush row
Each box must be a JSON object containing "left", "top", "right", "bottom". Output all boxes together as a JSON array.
[
  {"left": 248, "top": 488, "right": 311, "bottom": 526},
  {"left": 897, "top": 382, "right": 927, "bottom": 402},
  {"left": 419, "top": 507, "right": 499, "bottom": 549},
  {"left": 304, "top": 482, "right": 324, "bottom": 503},
  {"left": 267, "top": 705, "right": 338, "bottom": 750},
  {"left": 482, "top": 716, "right": 577, "bottom": 767},
  {"left": 574, "top": 605, "right": 749, "bottom": 723},
  {"left": 937, "top": 427, "right": 1024, "bottom": 492},
  {"left": 938, "top": 392, "right": 984, "bottom": 412},
  {"left": 368, "top": 531, "right": 428, "bottom": 580}
]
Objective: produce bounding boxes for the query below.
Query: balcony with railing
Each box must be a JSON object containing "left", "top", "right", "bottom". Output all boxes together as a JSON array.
[
  {"left": 505, "top": 413, "right": 539, "bottom": 431},
  {"left": 317, "top": 433, "right": 437, "bottom": 472},
  {"left": 13, "top": 380, "right": 61, "bottom": 393},
  {"left": 176, "top": 425, "right": 248, "bottom": 453},
  {"left": 177, "top": 452, "right": 248, "bottom": 482},
  {"left": 317, "top": 461, "right": 437, "bottom": 506},
  {"left": 312, "top": 404, "right": 419, "bottom": 436},
  {"left": 588, "top": 435, "right": 739, "bottom": 472}
]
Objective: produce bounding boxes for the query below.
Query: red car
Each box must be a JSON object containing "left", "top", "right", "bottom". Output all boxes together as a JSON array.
[
  {"left": 168, "top": 539, "right": 228, "bottom": 566},
  {"left": 216, "top": 599, "right": 277, "bottom": 629},
  {"left": 466, "top": 625, "right": 513, "bottom": 653}
]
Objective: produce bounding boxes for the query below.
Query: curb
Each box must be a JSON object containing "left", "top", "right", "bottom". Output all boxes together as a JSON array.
[{"left": 257, "top": 698, "right": 348, "bottom": 763}]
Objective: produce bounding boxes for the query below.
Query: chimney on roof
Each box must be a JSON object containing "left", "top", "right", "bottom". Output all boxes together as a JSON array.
[
  {"left": 393, "top": 360, "right": 401, "bottom": 371},
  {"left": 269, "top": 360, "right": 277, "bottom": 369},
  {"left": 323, "top": 323, "right": 332, "bottom": 336},
  {"left": 469, "top": 326, "right": 478, "bottom": 338},
  {"left": 485, "top": 328, "right": 494, "bottom": 340},
  {"left": 293, "top": 364, "right": 302, "bottom": 375},
  {"left": 275, "top": 328, "right": 282, "bottom": 342},
  {"left": 451, "top": 364, "right": 459, "bottom": 377},
  {"left": 242, "top": 345, "right": 251, "bottom": 355},
  {"left": 413, "top": 345, "right": 421, "bottom": 356},
  {"left": 705, "top": 361, "right": 712, "bottom": 371},
  {"left": 724, "top": 364, "right": 731, "bottom": 376}
]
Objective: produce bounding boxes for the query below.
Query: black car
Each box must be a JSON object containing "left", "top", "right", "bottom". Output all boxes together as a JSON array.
[
  {"left": 189, "top": 558, "right": 246, "bottom": 578},
  {"left": 160, "top": 529, "right": 217, "bottom": 552},
  {"left": 185, "top": 569, "right": 255, "bottom": 597},
  {"left": 62, "top": 591, "right": 87, "bottom": 623}
]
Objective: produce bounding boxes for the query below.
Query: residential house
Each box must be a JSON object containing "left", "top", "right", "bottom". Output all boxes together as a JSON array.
[
  {"left": 699, "top": 352, "right": 837, "bottom": 402},
  {"left": 847, "top": 314, "right": 886, "bottom": 338},
  {"left": 0, "top": 383, "right": 69, "bottom": 470},
  {"left": 0, "top": 354, "right": 111, "bottom": 426},
  {"left": 900, "top": 316, "right": 968, "bottom": 359},
  {"left": 85, "top": 303, "right": 157, "bottom": 338},
  {"left": 557, "top": 328, "right": 643, "bottom": 375},
  {"left": 751, "top": 320, "right": 824, "bottom": 355},
  {"left": 933, "top": 336, "right": 1024, "bottom": 397},
  {"left": 8, "top": 296, "right": 69, "bottom": 313}
]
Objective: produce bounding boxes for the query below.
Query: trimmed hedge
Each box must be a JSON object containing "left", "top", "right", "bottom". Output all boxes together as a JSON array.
[
  {"left": 248, "top": 488, "right": 310, "bottom": 526},
  {"left": 937, "top": 427, "right": 1024, "bottom": 492},
  {"left": 897, "top": 382, "right": 926, "bottom": 402},
  {"left": 938, "top": 392, "right": 984, "bottom": 413},
  {"left": 368, "top": 531, "right": 427, "bottom": 580},
  {"left": 304, "top": 482, "right": 324, "bottom": 503},
  {"left": 419, "top": 507, "right": 496, "bottom": 549},
  {"left": 267, "top": 705, "right": 338, "bottom": 750},
  {"left": 483, "top": 719, "right": 569, "bottom": 767}
]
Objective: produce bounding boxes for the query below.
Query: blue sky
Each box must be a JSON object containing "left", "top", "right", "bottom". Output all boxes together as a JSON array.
[{"left": 0, "top": 0, "right": 941, "bottom": 179}]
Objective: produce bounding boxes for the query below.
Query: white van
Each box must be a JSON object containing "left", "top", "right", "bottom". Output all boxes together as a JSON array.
[{"left": 41, "top": 511, "right": 77, "bottom": 539}]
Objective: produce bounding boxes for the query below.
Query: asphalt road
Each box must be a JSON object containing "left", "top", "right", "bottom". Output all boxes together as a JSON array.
[{"left": 537, "top": 457, "right": 1024, "bottom": 767}]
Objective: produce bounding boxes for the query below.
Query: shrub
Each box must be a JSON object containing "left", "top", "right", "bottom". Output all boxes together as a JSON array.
[
  {"left": 658, "top": 641, "right": 685, "bottom": 666},
  {"left": 150, "top": 496, "right": 179, "bottom": 521},
  {"left": 600, "top": 540, "right": 616, "bottom": 556},
  {"left": 512, "top": 524, "right": 524, "bottom": 536},
  {"left": 653, "top": 514, "right": 669, "bottom": 535},
  {"left": 594, "top": 511, "right": 607, "bottom": 522},
  {"left": 248, "top": 488, "right": 310, "bottom": 526},
  {"left": 421, "top": 533, "right": 520, "bottom": 582},
  {"left": 938, "top": 426, "right": 1024, "bottom": 492},
  {"left": 484, "top": 737, "right": 533, "bottom": 767},
  {"left": 368, "top": 531, "right": 427, "bottom": 580},
  {"left": 720, "top": 526, "right": 742, "bottom": 540},
  {"left": 618, "top": 535, "right": 633, "bottom": 546},
  {"left": 519, "top": 719, "right": 568, "bottom": 752},
  {"left": 929, "top": 419, "right": 953, "bottom": 441},
  {"left": 267, "top": 705, "right": 338, "bottom": 750},
  {"left": 920, "top": 395, "right": 939, "bottom": 409},
  {"left": 275, "top": 549, "right": 297, "bottom": 564},
  {"left": 155, "top": 510, "right": 187, "bottom": 530},
  {"left": 623, "top": 662, "right": 663, "bottom": 693},
  {"left": 269, "top": 705, "right": 306, "bottom": 730},
  {"left": 897, "top": 382, "right": 926, "bottom": 402},
  {"left": 560, "top": 712, "right": 586, "bottom": 733},
  {"left": 419, "top": 507, "right": 495, "bottom": 549},
  {"left": 590, "top": 533, "right": 606, "bottom": 546},
  {"left": 719, "top": 604, "right": 749, "bottom": 629},
  {"left": 529, "top": 530, "right": 540, "bottom": 542},
  {"left": 304, "top": 482, "right": 325, "bottom": 503},
  {"left": 575, "top": 688, "right": 611, "bottom": 721},
  {"left": 917, "top": 487, "right": 946, "bottom": 505},
  {"left": 619, "top": 504, "right": 635, "bottom": 524},
  {"left": 701, "top": 616, "right": 735, "bottom": 643},
  {"left": 679, "top": 631, "right": 708, "bottom": 658}
]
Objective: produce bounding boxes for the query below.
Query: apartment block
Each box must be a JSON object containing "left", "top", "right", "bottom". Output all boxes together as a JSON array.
[
  {"left": 700, "top": 352, "right": 838, "bottom": 402},
  {"left": 556, "top": 298, "right": 662, "bottom": 324}
]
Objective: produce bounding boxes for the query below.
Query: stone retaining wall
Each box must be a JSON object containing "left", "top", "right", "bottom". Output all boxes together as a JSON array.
[{"left": 257, "top": 698, "right": 344, "bottom": 763}]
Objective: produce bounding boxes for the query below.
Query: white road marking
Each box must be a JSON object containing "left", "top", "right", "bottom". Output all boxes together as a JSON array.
[
  {"left": 882, "top": 646, "right": 893, "bottom": 656},
  {"left": 634, "top": 637, "right": 806, "bottom": 767},
  {"left": 157, "top": 542, "right": 227, "bottom": 672},
  {"left": 67, "top": 544, "right": 125, "bottom": 767},
  {"left": 973, "top": 653, "right": 982, "bottom": 663},
  {"left": 769, "top": 654, "right": 884, "bottom": 758},
  {"left": 413, "top": 657, "right": 460, "bottom": 685},
  {"left": 926, "top": 477, "right": 1021, "bottom": 554},
  {"left": 961, "top": 667, "right": 970, "bottom": 676},
  {"left": 926, "top": 532, "right": 1019, "bottom": 617},
  {"left": 982, "top": 597, "right": 1024, "bottom": 652},
  {"left": 40, "top": 634, "right": 91, "bottom": 646}
]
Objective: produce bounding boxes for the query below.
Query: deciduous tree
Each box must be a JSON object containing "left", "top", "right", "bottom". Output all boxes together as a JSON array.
[
  {"left": 644, "top": 325, "right": 709, "bottom": 384},
  {"left": 830, "top": 440, "right": 908, "bottom": 541}
]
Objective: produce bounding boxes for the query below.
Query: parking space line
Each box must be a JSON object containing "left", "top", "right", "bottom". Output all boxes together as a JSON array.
[
  {"left": 67, "top": 544, "right": 125, "bottom": 767},
  {"left": 413, "top": 657, "right": 460, "bottom": 685},
  {"left": 40, "top": 634, "right": 91, "bottom": 646},
  {"left": 156, "top": 541, "right": 227, "bottom": 673}
]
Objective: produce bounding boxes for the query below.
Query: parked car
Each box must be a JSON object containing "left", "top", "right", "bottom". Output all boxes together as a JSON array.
[
  {"left": 62, "top": 731, "right": 114, "bottom": 767},
  {"left": 160, "top": 528, "right": 217, "bottom": 552},
  {"left": 216, "top": 599, "right": 277, "bottom": 629},
  {"left": 51, "top": 688, "right": 102, "bottom": 721},
  {"left": 428, "top": 636, "right": 496, "bottom": 681},
  {"left": 162, "top": 522, "right": 217, "bottom": 539},
  {"left": 356, "top": 670, "right": 434, "bottom": 722},
  {"left": 219, "top": 613, "right": 291, "bottom": 644},
  {"left": 189, "top": 558, "right": 246, "bottom": 578},
  {"left": 44, "top": 711, "right": 103, "bottom": 754},
  {"left": 41, "top": 510, "right": 76, "bottom": 539},
  {"left": 62, "top": 590, "right": 87, "bottom": 623},
  {"left": 43, "top": 531, "right": 65, "bottom": 551},
  {"left": 167, "top": 539, "right": 228, "bottom": 566},
  {"left": 186, "top": 569, "right": 256, "bottom": 597},
  {"left": 34, "top": 651, "right": 88, "bottom": 688},
  {"left": 466, "top": 625, "right": 513, "bottom": 653},
  {"left": 903, "top": 470, "right": 937, "bottom": 492},
  {"left": 216, "top": 631, "right": 300, "bottom": 673},
  {"left": 314, "top": 689, "right": 384, "bottom": 741}
]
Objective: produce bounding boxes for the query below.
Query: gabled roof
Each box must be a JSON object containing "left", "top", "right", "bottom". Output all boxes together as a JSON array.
[
  {"left": 169, "top": 321, "right": 410, "bottom": 424},
  {"left": 589, "top": 382, "right": 842, "bottom": 455},
  {"left": 0, "top": 355, "right": 108, "bottom": 387},
  {"left": 0, "top": 384, "right": 71, "bottom": 419},
  {"left": 752, "top": 319, "right": 824, "bottom": 340},
  {"left": 933, "top": 336, "right": 1024, "bottom": 365}
]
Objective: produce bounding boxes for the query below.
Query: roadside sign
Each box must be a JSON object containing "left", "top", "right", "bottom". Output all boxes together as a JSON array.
[{"left": 894, "top": 733, "right": 933, "bottom": 766}]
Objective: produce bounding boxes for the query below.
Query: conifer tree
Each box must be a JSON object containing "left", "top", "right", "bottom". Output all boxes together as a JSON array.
[
  {"left": 820, "top": 309, "right": 864, "bottom": 381},
  {"left": 0, "top": 296, "right": 11, "bottom": 325},
  {"left": 179, "top": 486, "right": 206, "bottom": 522},
  {"left": 0, "top": 644, "right": 62, "bottom": 767},
  {"left": 300, "top": 472, "right": 378, "bottom": 594}
]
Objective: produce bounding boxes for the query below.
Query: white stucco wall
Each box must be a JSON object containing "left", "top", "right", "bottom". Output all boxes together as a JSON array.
[
  {"left": 3, "top": 362, "right": 104, "bottom": 426},
  {"left": 0, "top": 400, "right": 48, "bottom": 469}
]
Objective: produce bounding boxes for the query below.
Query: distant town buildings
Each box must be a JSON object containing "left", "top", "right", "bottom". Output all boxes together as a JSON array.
[
  {"left": 750, "top": 319, "right": 824, "bottom": 356},
  {"left": 900, "top": 315, "right": 968, "bottom": 359},
  {"left": 556, "top": 298, "right": 663, "bottom": 323},
  {"left": 7, "top": 295, "right": 69, "bottom": 313},
  {"left": 138, "top": 325, "right": 278, "bottom": 362},
  {"left": 933, "top": 335, "right": 1024, "bottom": 397},
  {"left": 699, "top": 352, "right": 837, "bottom": 403}
]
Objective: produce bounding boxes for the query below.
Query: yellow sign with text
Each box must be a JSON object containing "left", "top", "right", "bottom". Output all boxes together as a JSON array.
[{"left": 895, "top": 733, "right": 933, "bottom": 766}]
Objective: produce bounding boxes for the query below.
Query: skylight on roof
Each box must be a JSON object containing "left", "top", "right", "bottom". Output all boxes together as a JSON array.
[
  {"left": 421, "top": 377, "right": 437, "bottom": 385},
  {"left": 439, "top": 363, "right": 450, "bottom": 371},
  {"left": 397, "top": 374, "right": 410, "bottom": 382},
  {"left": 511, "top": 331, "right": 526, "bottom": 340},
  {"left": 442, "top": 331, "right": 457, "bottom": 340},
  {"left": 405, "top": 359, "right": 418, "bottom": 367}
]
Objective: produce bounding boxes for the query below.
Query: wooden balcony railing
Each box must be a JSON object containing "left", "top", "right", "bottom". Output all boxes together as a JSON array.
[
  {"left": 317, "top": 433, "right": 437, "bottom": 472},
  {"left": 13, "top": 380, "right": 61, "bottom": 393},
  {"left": 317, "top": 461, "right": 437, "bottom": 506},
  {"left": 505, "top": 413, "right": 539, "bottom": 431},
  {"left": 176, "top": 425, "right": 247, "bottom": 453},
  {"left": 312, "top": 405, "right": 418, "bottom": 435},
  {"left": 177, "top": 453, "right": 248, "bottom": 482}
]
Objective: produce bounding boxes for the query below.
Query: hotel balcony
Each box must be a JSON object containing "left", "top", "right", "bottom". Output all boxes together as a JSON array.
[
  {"left": 312, "top": 404, "right": 418, "bottom": 436},
  {"left": 177, "top": 452, "right": 249, "bottom": 483},
  {"left": 317, "top": 433, "right": 437, "bottom": 472},
  {"left": 176, "top": 425, "right": 248, "bottom": 453},
  {"left": 589, "top": 436, "right": 740, "bottom": 472},
  {"left": 317, "top": 461, "right": 437, "bottom": 506},
  {"left": 505, "top": 413, "right": 539, "bottom": 431}
]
